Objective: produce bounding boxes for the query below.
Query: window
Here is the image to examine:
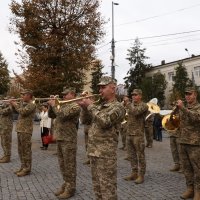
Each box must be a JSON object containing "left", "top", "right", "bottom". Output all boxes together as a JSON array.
[
  {"left": 194, "top": 66, "right": 200, "bottom": 77},
  {"left": 168, "top": 72, "right": 174, "bottom": 82}
]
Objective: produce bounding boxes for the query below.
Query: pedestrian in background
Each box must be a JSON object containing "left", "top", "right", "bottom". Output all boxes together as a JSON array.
[{"left": 40, "top": 103, "right": 51, "bottom": 150}]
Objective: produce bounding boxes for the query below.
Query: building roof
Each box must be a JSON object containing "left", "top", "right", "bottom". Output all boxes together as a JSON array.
[{"left": 153, "top": 54, "right": 200, "bottom": 69}]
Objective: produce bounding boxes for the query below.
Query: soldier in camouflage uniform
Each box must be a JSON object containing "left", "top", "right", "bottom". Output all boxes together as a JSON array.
[
  {"left": 0, "top": 100, "right": 13, "bottom": 163},
  {"left": 48, "top": 87, "right": 81, "bottom": 199},
  {"left": 78, "top": 76, "right": 125, "bottom": 200},
  {"left": 144, "top": 111, "right": 154, "bottom": 148},
  {"left": 10, "top": 89, "right": 36, "bottom": 177},
  {"left": 124, "top": 89, "right": 148, "bottom": 184},
  {"left": 176, "top": 87, "right": 200, "bottom": 200}
]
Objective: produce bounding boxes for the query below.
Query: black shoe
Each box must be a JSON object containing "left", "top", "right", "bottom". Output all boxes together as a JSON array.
[{"left": 40, "top": 147, "right": 45, "bottom": 150}]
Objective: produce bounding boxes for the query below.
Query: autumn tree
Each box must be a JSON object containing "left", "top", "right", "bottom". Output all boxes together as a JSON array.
[
  {"left": 10, "top": 0, "right": 105, "bottom": 96},
  {"left": 124, "top": 38, "right": 151, "bottom": 96},
  {"left": 0, "top": 52, "right": 10, "bottom": 95}
]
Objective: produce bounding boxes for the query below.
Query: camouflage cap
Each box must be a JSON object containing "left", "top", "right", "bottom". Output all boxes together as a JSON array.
[
  {"left": 97, "top": 76, "right": 117, "bottom": 86},
  {"left": 185, "top": 86, "right": 197, "bottom": 93},
  {"left": 20, "top": 89, "right": 33, "bottom": 95},
  {"left": 62, "top": 87, "right": 76, "bottom": 95},
  {"left": 131, "top": 89, "right": 142, "bottom": 95}
]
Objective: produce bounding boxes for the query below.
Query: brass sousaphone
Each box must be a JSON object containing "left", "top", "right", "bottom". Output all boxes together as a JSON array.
[{"left": 161, "top": 106, "right": 180, "bottom": 131}]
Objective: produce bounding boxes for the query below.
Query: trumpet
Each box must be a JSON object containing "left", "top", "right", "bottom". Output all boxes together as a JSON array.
[
  {"left": 32, "top": 95, "right": 60, "bottom": 104},
  {"left": 54, "top": 94, "right": 99, "bottom": 107},
  {"left": 0, "top": 98, "right": 22, "bottom": 102}
]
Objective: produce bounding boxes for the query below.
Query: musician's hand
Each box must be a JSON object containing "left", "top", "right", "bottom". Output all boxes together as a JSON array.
[
  {"left": 176, "top": 99, "right": 184, "bottom": 109},
  {"left": 9, "top": 100, "right": 17, "bottom": 107},
  {"left": 123, "top": 97, "right": 130, "bottom": 106},
  {"left": 48, "top": 99, "right": 55, "bottom": 107},
  {"left": 78, "top": 98, "right": 93, "bottom": 108}
]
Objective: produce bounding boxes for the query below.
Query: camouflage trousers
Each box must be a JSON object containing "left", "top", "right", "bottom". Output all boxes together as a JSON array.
[
  {"left": 120, "top": 124, "right": 127, "bottom": 148},
  {"left": 127, "top": 135, "right": 146, "bottom": 175},
  {"left": 145, "top": 126, "right": 153, "bottom": 146},
  {"left": 90, "top": 156, "right": 117, "bottom": 200},
  {"left": 17, "top": 132, "right": 32, "bottom": 171},
  {"left": 0, "top": 128, "right": 12, "bottom": 157},
  {"left": 84, "top": 125, "right": 90, "bottom": 156},
  {"left": 170, "top": 136, "right": 180, "bottom": 165},
  {"left": 179, "top": 144, "right": 200, "bottom": 190},
  {"left": 57, "top": 141, "right": 77, "bottom": 191}
]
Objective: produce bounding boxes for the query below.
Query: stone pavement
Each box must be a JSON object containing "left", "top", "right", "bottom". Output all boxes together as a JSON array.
[{"left": 0, "top": 122, "right": 190, "bottom": 200}]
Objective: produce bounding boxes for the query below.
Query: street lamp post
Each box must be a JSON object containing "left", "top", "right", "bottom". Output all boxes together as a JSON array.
[{"left": 111, "top": 1, "right": 119, "bottom": 80}]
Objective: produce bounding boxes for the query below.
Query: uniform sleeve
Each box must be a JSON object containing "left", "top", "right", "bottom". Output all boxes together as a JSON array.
[
  {"left": 88, "top": 104, "right": 125, "bottom": 129},
  {"left": 127, "top": 102, "right": 148, "bottom": 116},
  {"left": 180, "top": 106, "right": 200, "bottom": 123},
  {"left": 13, "top": 103, "right": 36, "bottom": 117},
  {"left": 0, "top": 106, "right": 12, "bottom": 116},
  {"left": 52, "top": 104, "right": 81, "bottom": 120},
  {"left": 80, "top": 107, "right": 92, "bottom": 124}
]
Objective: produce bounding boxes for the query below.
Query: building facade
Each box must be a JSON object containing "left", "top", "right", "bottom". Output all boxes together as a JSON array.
[{"left": 146, "top": 55, "right": 200, "bottom": 105}]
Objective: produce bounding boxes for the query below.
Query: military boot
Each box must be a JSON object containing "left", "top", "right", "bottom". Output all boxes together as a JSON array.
[
  {"left": 14, "top": 168, "right": 23, "bottom": 175},
  {"left": 124, "top": 173, "right": 138, "bottom": 181},
  {"left": 17, "top": 168, "right": 31, "bottom": 177},
  {"left": 0, "top": 156, "right": 10, "bottom": 163},
  {"left": 134, "top": 175, "right": 144, "bottom": 184},
  {"left": 54, "top": 183, "right": 66, "bottom": 196},
  {"left": 194, "top": 190, "right": 200, "bottom": 200},
  {"left": 180, "top": 186, "right": 194, "bottom": 199},
  {"left": 170, "top": 164, "right": 180, "bottom": 172},
  {"left": 58, "top": 189, "right": 75, "bottom": 199}
]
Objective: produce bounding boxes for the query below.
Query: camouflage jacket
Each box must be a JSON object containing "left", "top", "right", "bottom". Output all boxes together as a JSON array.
[
  {"left": 13, "top": 102, "right": 36, "bottom": 134},
  {"left": 48, "top": 102, "right": 80, "bottom": 143},
  {"left": 179, "top": 101, "right": 200, "bottom": 145},
  {"left": 0, "top": 104, "right": 13, "bottom": 132},
  {"left": 87, "top": 100, "right": 125, "bottom": 158},
  {"left": 126, "top": 101, "right": 148, "bottom": 136},
  {"left": 80, "top": 107, "right": 92, "bottom": 125}
]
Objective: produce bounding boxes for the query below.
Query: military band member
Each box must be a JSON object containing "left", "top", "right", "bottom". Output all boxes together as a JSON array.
[
  {"left": 0, "top": 99, "right": 13, "bottom": 163},
  {"left": 48, "top": 87, "right": 81, "bottom": 199},
  {"left": 177, "top": 87, "right": 200, "bottom": 200},
  {"left": 78, "top": 76, "right": 125, "bottom": 200},
  {"left": 124, "top": 89, "right": 148, "bottom": 184},
  {"left": 10, "top": 89, "right": 36, "bottom": 177}
]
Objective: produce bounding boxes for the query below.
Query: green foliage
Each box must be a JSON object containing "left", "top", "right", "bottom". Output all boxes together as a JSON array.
[
  {"left": 124, "top": 38, "right": 151, "bottom": 95},
  {"left": 90, "top": 60, "right": 104, "bottom": 94},
  {"left": 172, "top": 61, "right": 193, "bottom": 99},
  {"left": 141, "top": 71, "right": 167, "bottom": 107},
  {"left": 0, "top": 52, "right": 10, "bottom": 95},
  {"left": 10, "top": 0, "right": 105, "bottom": 96}
]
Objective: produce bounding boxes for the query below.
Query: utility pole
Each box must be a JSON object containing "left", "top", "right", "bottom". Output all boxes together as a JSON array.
[{"left": 111, "top": 2, "right": 119, "bottom": 79}]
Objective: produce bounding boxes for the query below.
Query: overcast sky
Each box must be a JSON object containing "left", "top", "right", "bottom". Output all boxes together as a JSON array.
[{"left": 1, "top": 0, "right": 200, "bottom": 84}]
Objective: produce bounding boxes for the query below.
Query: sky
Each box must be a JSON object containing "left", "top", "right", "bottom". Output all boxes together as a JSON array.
[{"left": 1, "top": 0, "right": 200, "bottom": 84}]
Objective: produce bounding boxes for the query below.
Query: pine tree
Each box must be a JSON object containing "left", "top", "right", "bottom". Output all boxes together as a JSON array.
[
  {"left": 0, "top": 52, "right": 10, "bottom": 95},
  {"left": 124, "top": 38, "right": 151, "bottom": 95},
  {"left": 173, "top": 61, "right": 192, "bottom": 99},
  {"left": 90, "top": 60, "right": 104, "bottom": 94}
]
